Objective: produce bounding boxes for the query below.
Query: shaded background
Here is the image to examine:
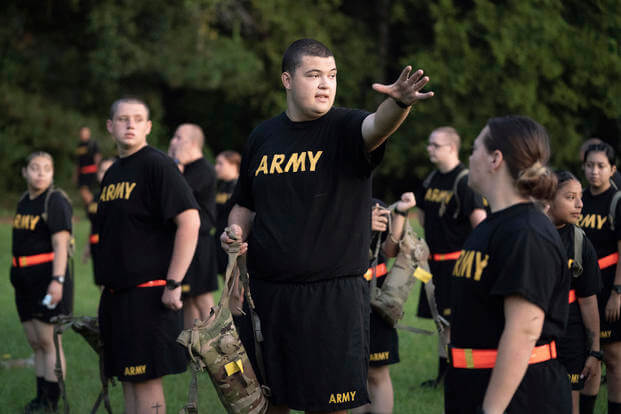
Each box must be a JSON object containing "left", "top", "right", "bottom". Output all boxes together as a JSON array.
[{"left": 1, "top": 0, "right": 619, "bottom": 204}]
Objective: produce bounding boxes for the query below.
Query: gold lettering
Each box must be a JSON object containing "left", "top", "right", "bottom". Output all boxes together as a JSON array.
[
  {"left": 474, "top": 252, "right": 489, "bottom": 281},
  {"left": 99, "top": 188, "right": 108, "bottom": 202},
  {"left": 13, "top": 214, "right": 20, "bottom": 228},
  {"left": 461, "top": 250, "right": 475, "bottom": 279},
  {"left": 307, "top": 151, "right": 323, "bottom": 171},
  {"left": 597, "top": 215, "right": 608, "bottom": 230},
  {"left": 342, "top": 393, "right": 350, "bottom": 402},
  {"left": 105, "top": 184, "right": 115, "bottom": 201},
  {"left": 284, "top": 152, "right": 306, "bottom": 172},
  {"left": 124, "top": 182, "right": 137, "bottom": 199},
  {"left": 336, "top": 394, "right": 342, "bottom": 403},
  {"left": 255, "top": 155, "right": 268, "bottom": 176},
  {"left": 329, "top": 394, "right": 336, "bottom": 403},
  {"left": 270, "top": 154, "right": 285, "bottom": 174},
  {"left": 351, "top": 391, "right": 356, "bottom": 401},
  {"left": 581, "top": 214, "right": 596, "bottom": 228},
  {"left": 29, "top": 216, "right": 40, "bottom": 231},
  {"left": 113, "top": 183, "right": 125, "bottom": 200}
]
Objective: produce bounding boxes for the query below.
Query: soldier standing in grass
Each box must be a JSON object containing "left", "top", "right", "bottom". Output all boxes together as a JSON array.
[
  {"left": 97, "top": 97, "right": 199, "bottom": 414},
  {"left": 221, "top": 38, "right": 433, "bottom": 413}
]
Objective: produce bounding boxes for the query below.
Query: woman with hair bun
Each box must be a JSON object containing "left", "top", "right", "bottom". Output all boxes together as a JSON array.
[
  {"left": 444, "top": 116, "right": 571, "bottom": 413},
  {"left": 580, "top": 142, "right": 621, "bottom": 414}
]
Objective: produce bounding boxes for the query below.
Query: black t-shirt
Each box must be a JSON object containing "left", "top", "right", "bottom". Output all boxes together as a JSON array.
[
  {"left": 183, "top": 158, "right": 216, "bottom": 234},
  {"left": 558, "top": 224, "right": 602, "bottom": 324},
  {"left": 417, "top": 163, "right": 485, "bottom": 254},
  {"left": 12, "top": 188, "right": 73, "bottom": 257},
  {"left": 76, "top": 139, "right": 100, "bottom": 169},
  {"left": 216, "top": 179, "right": 237, "bottom": 235},
  {"left": 96, "top": 146, "right": 199, "bottom": 289},
  {"left": 87, "top": 196, "right": 98, "bottom": 239},
  {"left": 234, "top": 107, "right": 383, "bottom": 282},
  {"left": 450, "top": 203, "right": 569, "bottom": 349},
  {"left": 580, "top": 187, "right": 621, "bottom": 260}
]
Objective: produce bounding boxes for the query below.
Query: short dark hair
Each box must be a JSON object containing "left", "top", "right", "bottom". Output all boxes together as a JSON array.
[
  {"left": 584, "top": 142, "right": 615, "bottom": 165},
  {"left": 554, "top": 170, "right": 579, "bottom": 188},
  {"left": 281, "top": 38, "right": 334, "bottom": 74},
  {"left": 218, "top": 150, "right": 241, "bottom": 171},
  {"left": 109, "top": 96, "right": 150, "bottom": 120}
]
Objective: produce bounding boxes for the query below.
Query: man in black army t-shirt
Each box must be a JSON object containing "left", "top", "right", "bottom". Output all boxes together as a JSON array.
[
  {"left": 170, "top": 123, "right": 219, "bottom": 328},
  {"left": 221, "top": 38, "right": 434, "bottom": 413},
  {"left": 416, "top": 126, "right": 487, "bottom": 388},
  {"left": 74, "top": 126, "right": 101, "bottom": 206},
  {"left": 97, "top": 97, "right": 200, "bottom": 414}
]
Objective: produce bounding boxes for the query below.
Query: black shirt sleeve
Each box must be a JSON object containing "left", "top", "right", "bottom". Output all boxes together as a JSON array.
[
  {"left": 576, "top": 236, "right": 603, "bottom": 297},
  {"left": 155, "top": 158, "right": 199, "bottom": 220},
  {"left": 233, "top": 138, "right": 255, "bottom": 212},
  {"left": 340, "top": 109, "right": 384, "bottom": 176},
  {"left": 490, "top": 229, "right": 561, "bottom": 313},
  {"left": 46, "top": 191, "right": 72, "bottom": 234}
]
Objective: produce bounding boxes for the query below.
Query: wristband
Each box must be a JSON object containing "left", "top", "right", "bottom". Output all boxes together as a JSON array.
[
  {"left": 166, "top": 279, "right": 182, "bottom": 290},
  {"left": 51, "top": 276, "right": 65, "bottom": 284},
  {"left": 394, "top": 208, "right": 408, "bottom": 217},
  {"left": 589, "top": 350, "right": 604, "bottom": 361},
  {"left": 613, "top": 285, "right": 621, "bottom": 294},
  {"left": 393, "top": 98, "right": 411, "bottom": 109}
]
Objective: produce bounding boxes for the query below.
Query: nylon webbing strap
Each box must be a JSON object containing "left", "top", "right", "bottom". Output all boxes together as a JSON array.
[{"left": 53, "top": 322, "right": 70, "bottom": 414}]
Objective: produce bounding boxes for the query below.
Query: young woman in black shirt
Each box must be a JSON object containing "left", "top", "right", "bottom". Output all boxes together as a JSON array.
[
  {"left": 445, "top": 116, "right": 570, "bottom": 413},
  {"left": 580, "top": 142, "right": 621, "bottom": 414},
  {"left": 11, "top": 151, "right": 73, "bottom": 412},
  {"left": 548, "top": 170, "right": 602, "bottom": 414}
]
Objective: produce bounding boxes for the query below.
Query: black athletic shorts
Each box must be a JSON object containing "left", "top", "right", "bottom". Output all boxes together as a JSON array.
[
  {"left": 599, "top": 287, "right": 621, "bottom": 343},
  {"left": 78, "top": 172, "right": 96, "bottom": 188},
  {"left": 369, "top": 308, "right": 399, "bottom": 367},
  {"left": 182, "top": 233, "right": 218, "bottom": 297},
  {"left": 11, "top": 263, "right": 73, "bottom": 323},
  {"left": 444, "top": 358, "right": 571, "bottom": 413},
  {"left": 558, "top": 316, "right": 588, "bottom": 390},
  {"left": 245, "top": 275, "right": 371, "bottom": 412},
  {"left": 417, "top": 259, "right": 454, "bottom": 319},
  {"left": 99, "top": 285, "right": 187, "bottom": 382}
]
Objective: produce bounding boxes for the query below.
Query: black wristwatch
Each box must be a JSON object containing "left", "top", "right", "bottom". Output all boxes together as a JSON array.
[
  {"left": 613, "top": 285, "right": 621, "bottom": 294},
  {"left": 589, "top": 350, "right": 604, "bottom": 361},
  {"left": 393, "top": 98, "right": 411, "bottom": 109},
  {"left": 166, "top": 279, "right": 182, "bottom": 290},
  {"left": 51, "top": 276, "right": 64, "bottom": 284},
  {"left": 394, "top": 208, "right": 408, "bottom": 217}
]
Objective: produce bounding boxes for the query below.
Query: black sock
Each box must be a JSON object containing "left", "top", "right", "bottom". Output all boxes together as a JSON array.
[
  {"left": 609, "top": 400, "right": 621, "bottom": 414},
  {"left": 43, "top": 379, "right": 60, "bottom": 407},
  {"left": 579, "top": 394, "right": 597, "bottom": 414},
  {"left": 437, "top": 356, "right": 448, "bottom": 381},
  {"left": 36, "top": 376, "right": 44, "bottom": 401}
]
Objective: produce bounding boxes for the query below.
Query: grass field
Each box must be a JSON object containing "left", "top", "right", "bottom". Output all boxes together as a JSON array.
[{"left": 0, "top": 214, "right": 609, "bottom": 413}]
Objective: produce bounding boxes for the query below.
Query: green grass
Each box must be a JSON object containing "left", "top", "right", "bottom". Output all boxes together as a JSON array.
[{"left": 0, "top": 215, "right": 609, "bottom": 413}]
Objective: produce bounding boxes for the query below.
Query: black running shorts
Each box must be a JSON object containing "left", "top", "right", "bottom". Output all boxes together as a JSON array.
[
  {"left": 246, "top": 275, "right": 371, "bottom": 411},
  {"left": 182, "top": 233, "right": 219, "bottom": 298},
  {"left": 558, "top": 316, "right": 588, "bottom": 390},
  {"left": 99, "top": 285, "right": 187, "bottom": 382}
]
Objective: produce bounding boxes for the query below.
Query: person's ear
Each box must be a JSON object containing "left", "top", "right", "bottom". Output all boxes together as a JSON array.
[{"left": 282, "top": 72, "right": 292, "bottom": 90}]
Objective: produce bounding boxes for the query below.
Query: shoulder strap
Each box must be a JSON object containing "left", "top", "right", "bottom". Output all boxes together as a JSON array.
[
  {"left": 610, "top": 191, "right": 621, "bottom": 231},
  {"left": 41, "top": 187, "right": 72, "bottom": 223},
  {"left": 422, "top": 170, "right": 437, "bottom": 189},
  {"left": 18, "top": 191, "right": 28, "bottom": 203},
  {"left": 450, "top": 168, "right": 469, "bottom": 219},
  {"left": 572, "top": 225, "right": 585, "bottom": 278}
]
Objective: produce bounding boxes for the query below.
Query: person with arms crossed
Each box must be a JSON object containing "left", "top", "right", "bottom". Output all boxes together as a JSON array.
[
  {"left": 97, "top": 97, "right": 200, "bottom": 414},
  {"left": 221, "top": 38, "right": 433, "bottom": 413}
]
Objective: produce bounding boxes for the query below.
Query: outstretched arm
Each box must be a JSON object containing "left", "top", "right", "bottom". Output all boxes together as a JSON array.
[{"left": 361, "top": 66, "right": 434, "bottom": 152}]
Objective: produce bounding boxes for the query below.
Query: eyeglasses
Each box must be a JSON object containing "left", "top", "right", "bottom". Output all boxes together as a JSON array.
[{"left": 427, "top": 142, "right": 450, "bottom": 150}]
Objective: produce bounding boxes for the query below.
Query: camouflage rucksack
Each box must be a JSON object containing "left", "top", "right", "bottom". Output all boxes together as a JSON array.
[{"left": 177, "top": 230, "right": 269, "bottom": 414}]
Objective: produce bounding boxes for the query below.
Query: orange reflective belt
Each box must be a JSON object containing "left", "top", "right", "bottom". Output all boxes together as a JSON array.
[
  {"left": 136, "top": 279, "right": 166, "bottom": 288},
  {"left": 12, "top": 252, "right": 55, "bottom": 268},
  {"left": 363, "top": 263, "right": 388, "bottom": 281},
  {"left": 599, "top": 252, "right": 619, "bottom": 270},
  {"left": 432, "top": 251, "right": 462, "bottom": 261},
  {"left": 450, "top": 341, "right": 557, "bottom": 369},
  {"left": 89, "top": 234, "right": 99, "bottom": 244},
  {"left": 568, "top": 289, "right": 577, "bottom": 304},
  {"left": 80, "top": 164, "right": 97, "bottom": 174}
]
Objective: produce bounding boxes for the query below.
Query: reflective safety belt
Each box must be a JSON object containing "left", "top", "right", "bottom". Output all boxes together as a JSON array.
[
  {"left": 12, "top": 252, "right": 55, "bottom": 267},
  {"left": 568, "top": 289, "right": 576, "bottom": 304},
  {"left": 363, "top": 263, "right": 388, "bottom": 281},
  {"left": 449, "top": 341, "right": 557, "bottom": 369},
  {"left": 432, "top": 251, "right": 462, "bottom": 261},
  {"left": 599, "top": 252, "right": 619, "bottom": 270},
  {"left": 80, "top": 164, "right": 97, "bottom": 174},
  {"left": 136, "top": 279, "right": 166, "bottom": 288},
  {"left": 89, "top": 234, "right": 99, "bottom": 244}
]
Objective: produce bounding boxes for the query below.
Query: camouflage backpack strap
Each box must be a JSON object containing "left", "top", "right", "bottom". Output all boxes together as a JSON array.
[
  {"left": 51, "top": 315, "right": 75, "bottom": 414},
  {"left": 572, "top": 225, "right": 585, "bottom": 278},
  {"left": 609, "top": 191, "right": 621, "bottom": 231},
  {"left": 439, "top": 168, "right": 469, "bottom": 218}
]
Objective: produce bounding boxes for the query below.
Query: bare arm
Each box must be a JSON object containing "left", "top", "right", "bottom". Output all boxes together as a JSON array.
[
  {"left": 383, "top": 192, "right": 416, "bottom": 258},
  {"left": 469, "top": 208, "right": 487, "bottom": 229},
  {"left": 220, "top": 204, "right": 255, "bottom": 255},
  {"left": 361, "top": 66, "right": 433, "bottom": 152},
  {"left": 578, "top": 295, "right": 601, "bottom": 380},
  {"left": 482, "top": 295, "right": 544, "bottom": 414},
  {"left": 47, "top": 230, "right": 71, "bottom": 305},
  {"left": 161, "top": 209, "right": 200, "bottom": 310}
]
